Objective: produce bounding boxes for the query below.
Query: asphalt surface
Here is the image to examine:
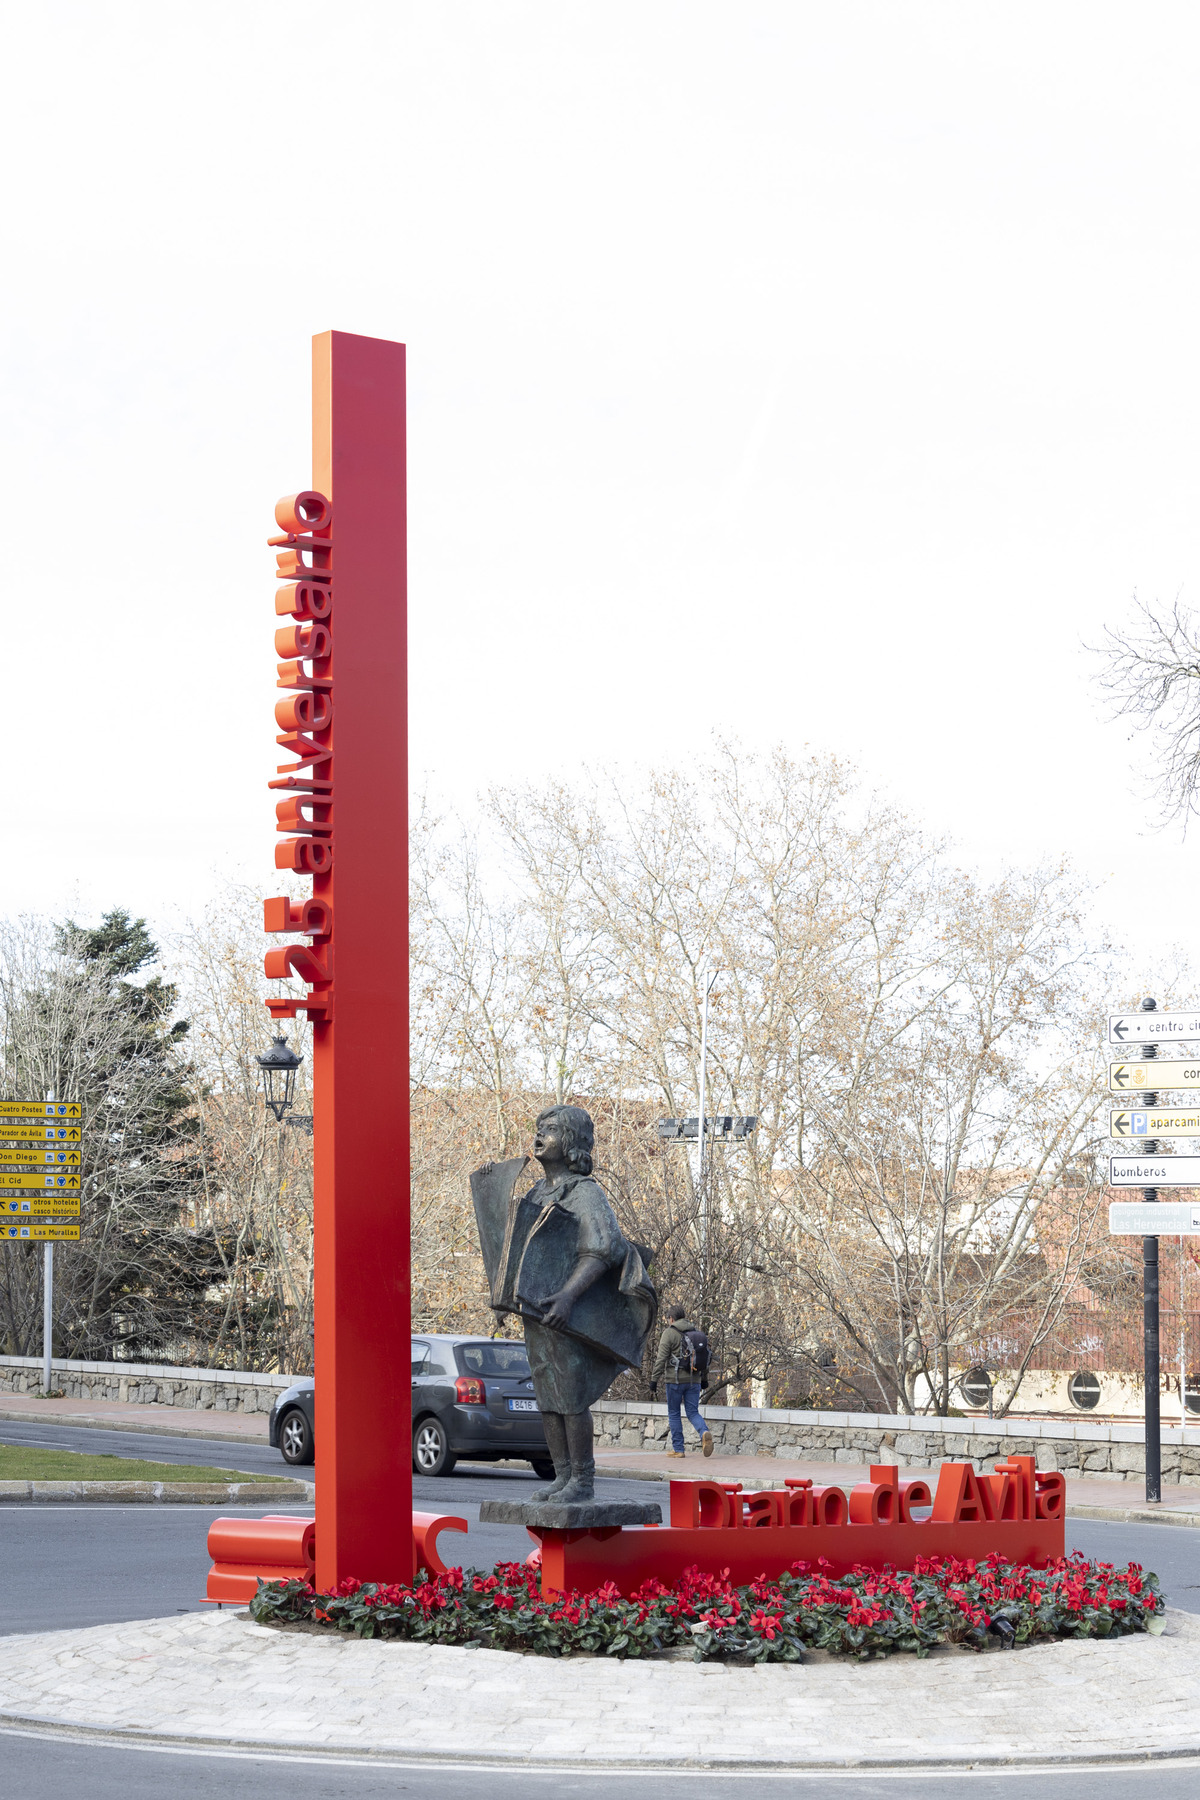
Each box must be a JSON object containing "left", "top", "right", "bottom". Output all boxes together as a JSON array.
[
  {"left": 1, "top": 1738, "right": 1199, "bottom": 1799},
  {"left": 0, "top": 1417, "right": 664, "bottom": 1632},
  {"left": 1, "top": 1419, "right": 1198, "bottom": 1797}
]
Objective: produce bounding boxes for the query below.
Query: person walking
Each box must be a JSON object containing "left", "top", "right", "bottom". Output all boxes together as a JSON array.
[{"left": 651, "top": 1304, "right": 713, "bottom": 1458}]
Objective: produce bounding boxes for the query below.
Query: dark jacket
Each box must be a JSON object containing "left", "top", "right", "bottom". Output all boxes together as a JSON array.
[{"left": 652, "top": 1317, "right": 701, "bottom": 1384}]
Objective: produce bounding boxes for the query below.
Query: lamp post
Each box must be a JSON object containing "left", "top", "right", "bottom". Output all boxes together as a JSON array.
[
  {"left": 696, "top": 964, "right": 715, "bottom": 1223},
  {"left": 1138, "top": 996, "right": 1161, "bottom": 1505},
  {"left": 257, "top": 1034, "right": 303, "bottom": 1124}
]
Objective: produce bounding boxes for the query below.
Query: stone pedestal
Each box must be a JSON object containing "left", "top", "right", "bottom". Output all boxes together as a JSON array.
[{"left": 479, "top": 1498, "right": 661, "bottom": 1530}]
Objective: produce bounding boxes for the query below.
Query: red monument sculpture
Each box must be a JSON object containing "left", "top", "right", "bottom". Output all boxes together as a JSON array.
[
  {"left": 206, "top": 331, "right": 1066, "bottom": 1604},
  {"left": 262, "top": 329, "right": 412, "bottom": 1590}
]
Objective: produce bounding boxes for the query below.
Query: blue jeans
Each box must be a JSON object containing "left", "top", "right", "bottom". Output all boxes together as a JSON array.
[{"left": 666, "top": 1381, "right": 707, "bottom": 1452}]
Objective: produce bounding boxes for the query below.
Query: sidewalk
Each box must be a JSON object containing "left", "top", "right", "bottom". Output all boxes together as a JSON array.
[
  {"left": 0, "top": 1392, "right": 269, "bottom": 1443},
  {"left": 1, "top": 1605, "right": 1198, "bottom": 1769}
]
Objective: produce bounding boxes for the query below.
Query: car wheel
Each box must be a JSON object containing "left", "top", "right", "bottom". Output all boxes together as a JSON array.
[
  {"left": 531, "top": 1459, "right": 556, "bottom": 1481},
  {"left": 412, "top": 1416, "right": 456, "bottom": 1477},
  {"left": 278, "top": 1407, "right": 314, "bottom": 1466}
]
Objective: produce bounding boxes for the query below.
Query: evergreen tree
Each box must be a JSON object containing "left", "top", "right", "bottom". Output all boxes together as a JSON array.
[{"left": 0, "top": 911, "right": 228, "bottom": 1360}]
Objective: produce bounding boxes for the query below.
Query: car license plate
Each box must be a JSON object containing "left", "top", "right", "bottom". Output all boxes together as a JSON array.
[{"left": 507, "top": 1397, "right": 539, "bottom": 1412}]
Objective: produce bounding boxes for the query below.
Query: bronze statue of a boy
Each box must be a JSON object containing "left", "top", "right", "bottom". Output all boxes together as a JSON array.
[{"left": 470, "top": 1105, "right": 656, "bottom": 1504}]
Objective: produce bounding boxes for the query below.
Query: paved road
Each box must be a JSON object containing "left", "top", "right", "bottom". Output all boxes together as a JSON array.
[{"left": 1, "top": 1735, "right": 1198, "bottom": 1798}]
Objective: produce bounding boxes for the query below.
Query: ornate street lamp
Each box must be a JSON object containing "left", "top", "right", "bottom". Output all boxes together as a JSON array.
[{"left": 256, "top": 1034, "right": 303, "bottom": 1123}]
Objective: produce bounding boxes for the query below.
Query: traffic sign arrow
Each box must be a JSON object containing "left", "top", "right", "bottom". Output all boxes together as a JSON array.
[
  {"left": 1109, "top": 1110, "right": 1200, "bottom": 1139},
  {"left": 0, "top": 1148, "right": 81, "bottom": 1166},
  {"left": 0, "top": 1175, "right": 79, "bottom": 1195},
  {"left": 0, "top": 1126, "right": 82, "bottom": 1142},
  {"left": 0, "top": 1102, "right": 81, "bottom": 1119},
  {"left": 1109, "top": 1012, "right": 1200, "bottom": 1045},
  {"left": 1107, "top": 1062, "right": 1200, "bottom": 1093},
  {"left": 0, "top": 1223, "right": 79, "bottom": 1241}
]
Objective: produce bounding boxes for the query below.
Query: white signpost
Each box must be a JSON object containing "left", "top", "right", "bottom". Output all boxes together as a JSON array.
[
  {"left": 1102, "top": 998, "right": 1180, "bottom": 1508},
  {"left": 1108, "top": 1011, "right": 1200, "bottom": 1043},
  {"left": 1109, "top": 1156, "right": 1200, "bottom": 1187},
  {"left": 1110, "top": 1202, "right": 1200, "bottom": 1234},
  {"left": 1107, "top": 1061, "right": 1200, "bottom": 1092},
  {"left": 1109, "top": 1110, "right": 1200, "bottom": 1139}
]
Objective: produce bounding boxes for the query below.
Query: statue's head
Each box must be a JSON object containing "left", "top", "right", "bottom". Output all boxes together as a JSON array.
[{"left": 533, "top": 1104, "right": 594, "bottom": 1176}]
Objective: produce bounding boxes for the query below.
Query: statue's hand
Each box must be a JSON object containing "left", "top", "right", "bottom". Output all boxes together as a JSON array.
[{"left": 539, "top": 1291, "right": 573, "bottom": 1331}]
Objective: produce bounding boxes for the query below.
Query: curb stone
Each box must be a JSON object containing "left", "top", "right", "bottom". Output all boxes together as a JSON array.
[
  {"left": 1, "top": 1709, "right": 1199, "bottom": 1773},
  {"left": 1066, "top": 1502, "right": 1200, "bottom": 1528},
  {"left": 0, "top": 1479, "right": 311, "bottom": 1503}
]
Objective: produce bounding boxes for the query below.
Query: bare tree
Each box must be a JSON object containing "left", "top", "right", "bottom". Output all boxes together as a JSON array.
[
  {"left": 172, "top": 883, "right": 316, "bottom": 1372},
  {"left": 1092, "top": 597, "right": 1200, "bottom": 825},
  {"left": 13, "top": 744, "right": 1119, "bottom": 1400},
  {"left": 402, "top": 747, "right": 1117, "bottom": 1411}
]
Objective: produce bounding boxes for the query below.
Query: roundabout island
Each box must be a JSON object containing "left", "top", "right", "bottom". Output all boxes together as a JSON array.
[{"left": 0, "top": 1600, "right": 1198, "bottom": 1773}]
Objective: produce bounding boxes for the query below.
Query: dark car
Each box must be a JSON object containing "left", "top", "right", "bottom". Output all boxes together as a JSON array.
[{"left": 268, "top": 1333, "right": 553, "bottom": 1480}]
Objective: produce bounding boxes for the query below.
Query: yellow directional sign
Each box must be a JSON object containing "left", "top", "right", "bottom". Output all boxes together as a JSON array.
[
  {"left": 0, "top": 1102, "right": 81, "bottom": 1119},
  {"left": 1, "top": 1196, "right": 81, "bottom": 1216},
  {"left": 0, "top": 1125, "right": 82, "bottom": 1142},
  {"left": 0, "top": 1174, "right": 79, "bottom": 1195},
  {"left": 0, "top": 1148, "right": 81, "bottom": 1167},
  {"left": 1, "top": 1222, "right": 79, "bottom": 1241},
  {"left": 1110, "top": 1110, "right": 1200, "bottom": 1139},
  {"left": 1108, "top": 1062, "right": 1200, "bottom": 1093}
]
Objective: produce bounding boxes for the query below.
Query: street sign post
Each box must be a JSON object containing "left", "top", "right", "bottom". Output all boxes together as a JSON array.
[
  {"left": 1108, "top": 1061, "right": 1200, "bottom": 1092},
  {"left": 1, "top": 1223, "right": 79, "bottom": 1241},
  {"left": 1109, "top": 1156, "right": 1200, "bottom": 1187},
  {"left": 1108, "top": 1012, "right": 1200, "bottom": 1044},
  {"left": 1105, "top": 999, "right": 1170, "bottom": 1507},
  {"left": 0, "top": 1148, "right": 81, "bottom": 1166},
  {"left": 0, "top": 1175, "right": 80, "bottom": 1195},
  {"left": 0, "top": 1102, "right": 81, "bottom": 1119},
  {"left": 1110, "top": 1202, "right": 1200, "bottom": 1234},
  {"left": 1110, "top": 1110, "right": 1200, "bottom": 1138},
  {"left": 2, "top": 1197, "right": 81, "bottom": 1216},
  {"left": 0, "top": 1125, "right": 82, "bottom": 1142},
  {"left": 0, "top": 1098, "right": 83, "bottom": 1392}
]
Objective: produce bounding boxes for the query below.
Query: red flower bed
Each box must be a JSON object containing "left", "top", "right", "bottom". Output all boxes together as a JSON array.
[{"left": 248, "top": 1551, "right": 1164, "bottom": 1662}]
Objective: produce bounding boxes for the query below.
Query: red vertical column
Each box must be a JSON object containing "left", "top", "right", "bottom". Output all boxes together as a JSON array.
[{"left": 311, "top": 330, "right": 411, "bottom": 1588}]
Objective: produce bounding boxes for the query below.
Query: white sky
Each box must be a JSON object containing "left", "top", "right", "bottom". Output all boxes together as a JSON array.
[{"left": 4, "top": 2, "right": 1200, "bottom": 977}]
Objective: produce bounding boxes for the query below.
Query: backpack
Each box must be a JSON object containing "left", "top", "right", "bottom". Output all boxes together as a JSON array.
[{"left": 673, "top": 1326, "right": 710, "bottom": 1381}]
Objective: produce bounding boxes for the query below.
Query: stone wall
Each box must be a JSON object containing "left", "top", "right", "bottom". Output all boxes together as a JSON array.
[
  {"left": 0, "top": 1355, "right": 299, "bottom": 1415},
  {"left": 591, "top": 1399, "right": 1200, "bottom": 1484},
  {"left": 7, "top": 1356, "right": 1197, "bottom": 1481}
]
